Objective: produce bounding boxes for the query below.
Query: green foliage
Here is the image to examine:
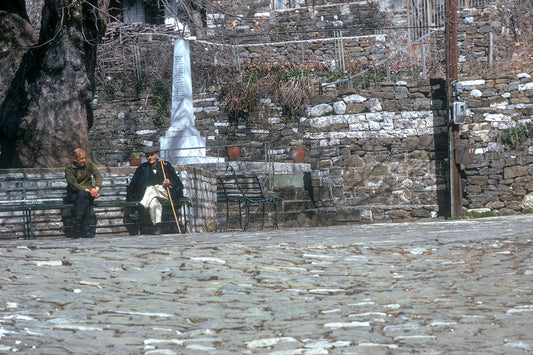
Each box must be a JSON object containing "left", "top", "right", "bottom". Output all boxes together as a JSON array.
[
  {"left": 456, "top": 207, "right": 533, "bottom": 219},
  {"left": 242, "top": 70, "right": 260, "bottom": 84},
  {"left": 500, "top": 122, "right": 533, "bottom": 148},
  {"left": 462, "top": 209, "right": 498, "bottom": 218},
  {"left": 326, "top": 70, "right": 349, "bottom": 82},
  {"left": 276, "top": 68, "right": 311, "bottom": 82},
  {"left": 104, "top": 82, "right": 119, "bottom": 99},
  {"left": 152, "top": 80, "right": 171, "bottom": 126}
]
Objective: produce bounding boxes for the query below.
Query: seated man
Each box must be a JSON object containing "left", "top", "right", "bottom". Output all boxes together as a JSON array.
[
  {"left": 65, "top": 148, "right": 102, "bottom": 238},
  {"left": 127, "top": 146, "right": 183, "bottom": 235}
]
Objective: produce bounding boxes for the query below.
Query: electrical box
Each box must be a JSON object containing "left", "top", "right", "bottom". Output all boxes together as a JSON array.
[
  {"left": 453, "top": 101, "right": 467, "bottom": 124},
  {"left": 455, "top": 144, "right": 476, "bottom": 165}
]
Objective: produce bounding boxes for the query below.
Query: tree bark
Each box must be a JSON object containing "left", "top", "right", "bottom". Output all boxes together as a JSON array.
[
  {"left": 0, "top": 0, "right": 104, "bottom": 168},
  {"left": 189, "top": 0, "right": 206, "bottom": 39},
  {"left": 0, "top": 3, "right": 37, "bottom": 111}
]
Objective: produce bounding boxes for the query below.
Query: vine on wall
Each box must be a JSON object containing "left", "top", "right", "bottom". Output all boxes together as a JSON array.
[
  {"left": 152, "top": 80, "right": 171, "bottom": 126},
  {"left": 500, "top": 123, "right": 533, "bottom": 149}
]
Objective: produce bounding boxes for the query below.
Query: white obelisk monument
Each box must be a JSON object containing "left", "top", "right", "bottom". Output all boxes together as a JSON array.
[{"left": 160, "top": 39, "right": 220, "bottom": 164}]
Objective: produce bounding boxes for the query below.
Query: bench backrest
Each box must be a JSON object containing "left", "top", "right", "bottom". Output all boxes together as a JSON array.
[
  {"left": 217, "top": 174, "right": 245, "bottom": 201},
  {"left": 0, "top": 176, "right": 132, "bottom": 205},
  {"left": 234, "top": 174, "right": 265, "bottom": 201},
  {"left": 217, "top": 172, "right": 266, "bottom": 202}
]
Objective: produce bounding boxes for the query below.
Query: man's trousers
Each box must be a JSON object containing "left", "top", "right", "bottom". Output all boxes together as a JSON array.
[
  {"left": 139, "top": 185, "right": 170, "bottom": 225},
  {"left": 66, "top": 191, "right": 93, "bottom": 232}
]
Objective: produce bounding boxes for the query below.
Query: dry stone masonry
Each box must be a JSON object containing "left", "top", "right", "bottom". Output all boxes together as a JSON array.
[
  {"left": 457, "top": 74, "right": 533, "bottom": 214},
  {"left": 297, "top": 80, "right": 449, "bottom": 224}
]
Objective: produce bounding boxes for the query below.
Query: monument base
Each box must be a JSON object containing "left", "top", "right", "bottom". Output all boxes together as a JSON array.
[
  {"left": 160, "top": 132, "right": 224, "bottom": 165},
  {"left": 171, "top": 156, "right": 224, "bottom": 165}
]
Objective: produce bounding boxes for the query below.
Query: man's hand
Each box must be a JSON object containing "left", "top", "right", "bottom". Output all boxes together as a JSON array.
[
  {"left": 162, "top": 178, "right": 171, "bottom": 187},
  {"left": 89, "top": 187, "right": 100, "bottom": 198}
]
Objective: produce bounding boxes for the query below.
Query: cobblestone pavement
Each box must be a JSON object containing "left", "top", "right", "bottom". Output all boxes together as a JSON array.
[{"left": 1, "top": 215, "right": 532, "bottom": 354}]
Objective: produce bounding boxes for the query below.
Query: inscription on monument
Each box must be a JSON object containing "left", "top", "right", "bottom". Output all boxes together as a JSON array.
[{"left": 173, "top": 56, "right": 184, "bottom": 101}]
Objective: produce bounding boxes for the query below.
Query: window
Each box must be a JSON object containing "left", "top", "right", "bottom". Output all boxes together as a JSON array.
[
  {"left": 273, "top": 0, "right": 296, "bottom": 10},
  {"left": 121, "top": 0, "right": 165, "bottom": 25}
]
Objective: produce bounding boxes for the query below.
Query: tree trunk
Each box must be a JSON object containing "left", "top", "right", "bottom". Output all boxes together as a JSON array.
[
  {"left": 0, "top": 0, "right": 104, "bottom": 168},
  {"left": 0, "top": 4, "right": 37, "bottom": 112},
  {"left": 189, "top": 0, "right": 206, "bottom": 40}
]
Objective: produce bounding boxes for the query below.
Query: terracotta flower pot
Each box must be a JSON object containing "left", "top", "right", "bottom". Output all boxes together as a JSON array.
[
  {"left": 129, "top": 158, "right": 142, "bottom": 166},
  {"left": 291, "top": 147, "right": 306, "bottom": 163},
  {"left": 226, "top": 146, "right": 241, "bottom": 161}
]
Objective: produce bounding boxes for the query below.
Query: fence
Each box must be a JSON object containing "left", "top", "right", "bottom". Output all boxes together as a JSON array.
[
  {"left": 319, "top": 28, "right": 446, "bottom": 94},
  {"left": 408, "top": 0, "right": 492, "bottom": 42}
]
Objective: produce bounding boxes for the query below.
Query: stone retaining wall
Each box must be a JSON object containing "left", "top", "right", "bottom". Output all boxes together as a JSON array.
[
  {"left": 205, "top": 1, "right": 385, "bottom": 41},
  {"left": 456, "top": 5, "right": 532, "bottom": 74},
  {"left": 457, "top": 76, "right": 533, "bottom": 213},
  {"left": 89, "top": 73, "right": 533, "bottom": 226},
  {"left": 91, "top": 1, "right": 526, "bottom": 167},
  {"left": 298, "top": 75, "right": 532, "bottom": 221},
  {"left": 299, "top": 79, "right": 450, "bottom": 222}
]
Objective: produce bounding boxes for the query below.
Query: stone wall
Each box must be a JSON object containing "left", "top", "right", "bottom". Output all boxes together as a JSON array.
[
  {"left": 190, "top": 74, "right": 533, "bottom": 223},
  {"left": 198, "top": 0, "right": 395, "bottom": 68},
  {"left": 89, "top": 70, "right": 533, "bottom": 225},
  {"left": 191, "top": 34, "right": 394, "bottom": 70},
  {"left": 91, "top": 0, "right": 527, "bottom": 166},
  {"left": 457, "top": 75, "right": 533, "bottom": 213},
  {"left": 299, "top": 79, "right": 451, "bottom": 223},
  {"left": 0, "top": 166, "right": 217, "bottom": 239},
  {"left": 90, "top": 89, "right": 171, "bottom": 165},
  {"left": 205, "top": 1, "right": 387, "bottom": 41},
  {"left": 305, "top": 75, "right": 532, "bottom": 222},
  {"left": 457, "top": 5, "right": 533, "bottom": 74}
]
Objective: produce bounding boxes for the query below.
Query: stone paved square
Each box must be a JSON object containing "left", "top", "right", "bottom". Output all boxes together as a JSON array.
[{"left": 1, "top": 215, "right": 532, "bottom": 354}]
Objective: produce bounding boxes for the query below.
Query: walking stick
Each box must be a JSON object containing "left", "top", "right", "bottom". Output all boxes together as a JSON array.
[{"left": 160, "top": 160, "right": 182, "bottom": 234}]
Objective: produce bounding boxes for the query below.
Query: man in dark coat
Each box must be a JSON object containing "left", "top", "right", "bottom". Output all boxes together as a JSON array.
[{"left": 127, "top": 146, "right": 183, "bottom": 234}]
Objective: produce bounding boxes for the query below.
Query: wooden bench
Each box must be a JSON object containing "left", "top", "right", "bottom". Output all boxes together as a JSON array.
[
  {"left": 0, "top": 176, "right": 191, "bottom": 239},
  {"left": 217, "top": 166, "right": 281, "bottom": 231}
]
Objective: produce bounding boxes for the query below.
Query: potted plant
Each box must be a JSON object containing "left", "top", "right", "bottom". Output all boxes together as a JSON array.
[
  {"left": 226, "top": 145, "right": 241, "bottom": 161},
  {"left": 129, "top": 152, "right": 142, "bottom": 166},
  {"left": 290, "top": 139, "right": 306, "bottom": 163},
  {"left": 225, "top": 125, "right": 244, "bottom": 161}
]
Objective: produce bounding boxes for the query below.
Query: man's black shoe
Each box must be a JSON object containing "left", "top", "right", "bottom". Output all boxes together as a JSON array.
[
  {"left": 82, "top": 231, "right": 94, "bottom": 238},
  {"left": 129, "top": 211, "right": 141, "bottom": 221},
  {"left": 154, "top": 224, "right": 161, "bottom": 235}
]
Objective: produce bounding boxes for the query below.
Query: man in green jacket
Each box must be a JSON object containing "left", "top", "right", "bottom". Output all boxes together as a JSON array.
[{"left": 65, "top": 148, "right": 102, "bottom": 238}]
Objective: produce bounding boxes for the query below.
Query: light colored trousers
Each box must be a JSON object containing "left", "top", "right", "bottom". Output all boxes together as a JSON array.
[{"left": 139, "top": 185, "right": 170, "bottom": 225}]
